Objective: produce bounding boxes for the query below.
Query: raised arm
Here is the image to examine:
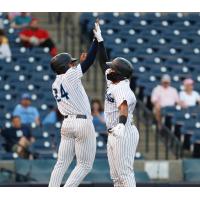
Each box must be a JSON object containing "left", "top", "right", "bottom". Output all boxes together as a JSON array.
[
  {"left": 93, "top": 21, "right": 110, "bottom": 74},
  {"left": 80, "top": 38, "right": 98, "bottom": 74},
  {"left": 98, "top": 41, "right": 110, "bottom": 73}
]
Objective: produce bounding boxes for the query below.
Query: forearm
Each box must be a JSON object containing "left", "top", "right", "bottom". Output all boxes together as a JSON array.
[
  {"left": 153, "top": 102, "right": 161, "bottom": 110},
  {"left": 109, "top": 101, "right": 128, "bottom": 134},
  {"left": 98, "top": 41, "right": 109, "bottom": 73},
  {"left": 20, "top": 34, "right": 30, "bottom": 42},
  {"left": 81, "top": 39, "right": 98, "bottom": 73},
  {"left": 118, "top": 101, "right": 128, "bottom": 125},
  {"left": 35, "top": 117, "right": 40, "bottom": 125}
]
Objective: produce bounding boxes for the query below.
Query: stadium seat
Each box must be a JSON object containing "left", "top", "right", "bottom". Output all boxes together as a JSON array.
[
  {"left": 171, "top": 110, "right": 192, "bottom": 126},
  {"left": 97, "top": 136, "right": 106, "bottom": 149},
  {"left": 42, "top": 125, "right": 59, "bottom": 139},
  {"left": 31, "top": 127, "right": 45, "bottom": 139},
  {"left": 37, "top": 151, "right": 58, "bottom": 159},
  {"left": 190, "top": 131, "right": 200, "bottom": 157},
  {"left": 0, "top": 152, "right": 19, "bottom": 160}
]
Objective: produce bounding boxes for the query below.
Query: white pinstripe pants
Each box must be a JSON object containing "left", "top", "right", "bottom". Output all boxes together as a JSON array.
[
  {"left": 107, "top": 124, "right": 139, "bottom": 187},
  {"left": 49, "top": 118, "right": 96, "bottom": 187}
]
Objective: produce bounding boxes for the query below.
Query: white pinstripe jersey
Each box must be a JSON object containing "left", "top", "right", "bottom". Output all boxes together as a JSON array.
[
  {"left": 104, "top": 69, "right": 136, "bottom": 129},
  {"left": 52, "top": 64, "right": 92, "bottom": 119}
]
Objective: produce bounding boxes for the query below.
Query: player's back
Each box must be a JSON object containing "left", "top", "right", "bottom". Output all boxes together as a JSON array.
[{"left": 52, "top": 64, "right": 92, "bottom": 118}]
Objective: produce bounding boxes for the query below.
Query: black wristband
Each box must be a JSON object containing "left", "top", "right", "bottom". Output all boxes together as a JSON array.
[{"left": 119, "top": 115, "right": 127, "bottom": 125}]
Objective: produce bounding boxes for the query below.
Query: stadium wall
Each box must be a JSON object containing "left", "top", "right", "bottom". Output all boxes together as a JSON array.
[{"left": 0, "top": 159, "right": 183, "bottom": 183}]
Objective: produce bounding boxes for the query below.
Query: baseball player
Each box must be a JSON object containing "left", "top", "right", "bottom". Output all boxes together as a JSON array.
[
  {"left": 93, "top": 23, "right": 139, "bottom": 187},
  {"left": 48, "top": 23, "right": 99, "bottom": 187}
]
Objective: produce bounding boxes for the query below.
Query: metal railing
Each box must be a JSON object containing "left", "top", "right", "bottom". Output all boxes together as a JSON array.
[
  {"left": 48, "top": 13, "right": 62, "bottom": 44},
  {"left": 63, "top": 13, "right": 77, "bottom": 55},
  {"left": 48, "top": 12, "right": 77, "bottom": 54},
  {"left": 136, "top": 100, "right": 183, "bottom": 160}
]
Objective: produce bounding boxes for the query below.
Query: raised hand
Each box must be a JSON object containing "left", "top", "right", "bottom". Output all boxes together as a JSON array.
[{"left": 93, "top": 19, "right": 103, "bottom": 42}]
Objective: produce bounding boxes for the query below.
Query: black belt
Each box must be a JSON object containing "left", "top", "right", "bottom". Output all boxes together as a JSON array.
[{"left": 64, "top": 115, "right": 87, "bottom": 119}]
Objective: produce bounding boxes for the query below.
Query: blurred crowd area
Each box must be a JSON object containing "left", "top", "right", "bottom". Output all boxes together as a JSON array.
[
  {"left": 0, "top": 12, "right": 107, "bottom": 160},
  {"left": 0, "top": 12, "right": 57, "bottom": 58}
]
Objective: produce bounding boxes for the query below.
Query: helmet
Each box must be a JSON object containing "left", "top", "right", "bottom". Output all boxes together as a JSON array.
[
  {"left": 106, "top": 57, "right": 133, "bottom": 79},
  {"left": 50, "top": 53, "right": 78, "bottom": 74}
]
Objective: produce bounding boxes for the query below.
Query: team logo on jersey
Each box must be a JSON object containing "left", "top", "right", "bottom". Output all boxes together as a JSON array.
[{"left": 105, "top": 93, "right": 115, "bottom": 103}]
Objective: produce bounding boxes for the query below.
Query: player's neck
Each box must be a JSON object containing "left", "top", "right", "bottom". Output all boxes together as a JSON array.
[{"left": 112, "top": 80, "right": 121, "bottom": 84}]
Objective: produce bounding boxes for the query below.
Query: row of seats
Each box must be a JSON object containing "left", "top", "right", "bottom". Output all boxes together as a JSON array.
[
  {"left": 0, "top": 16, "right": 55, "bottom": 130},
  {"left": 0, "top": 158, "right": 150, "bottom": 184},
  {"left": 0, "top": 122, "right": 144, "bottom": 160},
  {"left": 0, "top": 15, "right": 58, "bottom": 159},
  {"left": 0, "top": 122, "right": 108, "bottom": 159},
  {"left": 161, "top": 106, "right": 200, "bottom": 157}
]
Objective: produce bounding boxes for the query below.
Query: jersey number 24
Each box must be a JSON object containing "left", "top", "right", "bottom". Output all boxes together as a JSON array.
[{"left": 53, "top": 84, "right": 69, "bottom": 102}]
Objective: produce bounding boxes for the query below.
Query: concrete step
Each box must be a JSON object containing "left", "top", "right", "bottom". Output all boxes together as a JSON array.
[{"left": 135, "top": 122, "right": 177, "bottom": 160}]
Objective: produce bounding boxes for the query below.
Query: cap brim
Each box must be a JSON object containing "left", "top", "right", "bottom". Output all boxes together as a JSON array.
[
  {"left": 106, "top": 61, "right": 113, "bottom": 67},
  {"left": 71, "top": 58, "right": 78, "bottom": 62}
]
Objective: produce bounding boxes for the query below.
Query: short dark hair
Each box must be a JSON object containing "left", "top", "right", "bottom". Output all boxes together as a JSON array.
[
  {"left": 11, "top": 115, "right": 21, "bottom": 121},
  {"left": 0, "top": 29, "right": 5, "bottom": 37},
  {"left": 91, "top": 99, "right": 104, "bottom": 113}
]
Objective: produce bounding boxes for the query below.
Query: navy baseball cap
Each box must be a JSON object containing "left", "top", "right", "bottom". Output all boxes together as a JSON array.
[{"left": 21, "top": 93, "right": 31, "bottom": 100}]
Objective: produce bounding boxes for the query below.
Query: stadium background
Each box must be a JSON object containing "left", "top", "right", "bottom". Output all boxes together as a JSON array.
[{"left": 0, "top": 12, "right": 200, "bottom": 186}]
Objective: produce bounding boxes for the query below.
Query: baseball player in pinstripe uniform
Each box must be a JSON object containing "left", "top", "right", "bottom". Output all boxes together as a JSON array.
[
  {"left": 94, "top": 23, "right": 139, "bottom": 187},
  {"left": 48, "top": 23, "right": 99, "bottom": 187}
]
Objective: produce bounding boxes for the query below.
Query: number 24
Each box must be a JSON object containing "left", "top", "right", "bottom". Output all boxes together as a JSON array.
[{"left": 53, "top": 84, "right": 69, "bottom": 102}]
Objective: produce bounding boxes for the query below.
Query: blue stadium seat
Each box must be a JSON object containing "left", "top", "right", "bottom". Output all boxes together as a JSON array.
[
  {"left": 191, "top": 131, "right": 200, "bottom": 144},
  {"left": 0, "top": 152, "right": 19, "bottom": 160},
  {"left": 96, "top": 136, "right": 107, "bottom": 150},
  {"left": 181, "top": 119, "right": 199, "bottom": 135},
  {"left": 190, "top": 131, "right": 200, "bottom": 157},
  {"left": 32, "top": 138, "right": 54, "bottom": 151},
  {"left": 171, "top": 110, "right": 192, "bottom": 126},
  {"left": 31, "top": 127, "right": 45, "bottom": 139},
  {"left": 37, "top": 151, "right": 58, "bottom": 159}
]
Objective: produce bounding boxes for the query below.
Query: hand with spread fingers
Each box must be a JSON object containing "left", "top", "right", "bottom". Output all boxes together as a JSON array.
[
  {"left": 80, "top": 52, "right": 88, "bottom": 63},
  {"left": 93, "top": 19, "right": 103, "bottom": 42}
]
